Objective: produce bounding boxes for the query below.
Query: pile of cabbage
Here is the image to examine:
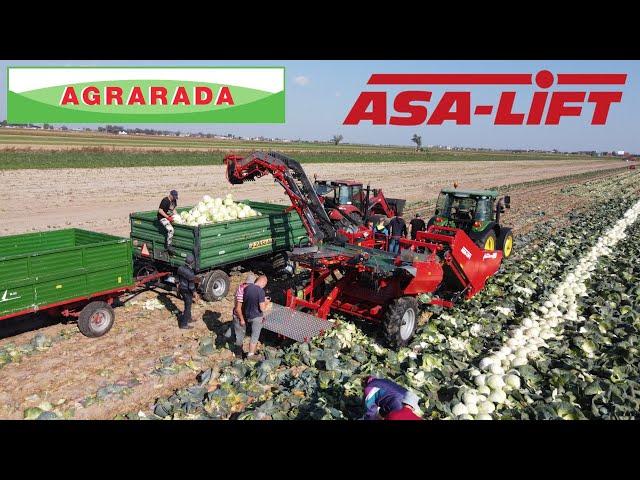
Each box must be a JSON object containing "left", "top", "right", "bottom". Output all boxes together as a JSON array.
[{"left": 172, "top": 194, "right": 262, "bottom": 227}]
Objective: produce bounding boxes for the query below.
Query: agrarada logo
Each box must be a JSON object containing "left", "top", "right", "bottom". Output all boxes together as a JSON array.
[
  {"left": 344, "top": 70, "right": 626, "bottom": 126},
  {"left": 7, "top": 67, "right": 285, "bottom": 123}
]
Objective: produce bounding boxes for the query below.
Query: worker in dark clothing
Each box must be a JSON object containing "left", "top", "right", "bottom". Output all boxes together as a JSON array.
[
  {"left": 409, "top": 213, "right": 426, "bottom": 240},
  {"left": 176, "top": 253, "right": 199, "bottom": 330},
  {"left": 387, "top": 215, "right": 407, "bottom": 254},
  {"left": 158, "top": 190, "right": 178, "bottom": 255},
  {"left": 362, "top": 376, "right": 423, "bottom": 420}
]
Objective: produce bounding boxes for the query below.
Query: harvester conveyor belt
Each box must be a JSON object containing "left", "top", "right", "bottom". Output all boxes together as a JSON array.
[{"left": 262, "top": 303, "right": 332, "bottom": 342}]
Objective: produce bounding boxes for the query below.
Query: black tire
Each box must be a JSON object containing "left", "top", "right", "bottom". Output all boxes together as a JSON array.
[
  {"left": 475, "top": 229, "right": 497, "bottom": 251},
  {"left": 77, "top": 301, "right": 115, "bottom": 338},
  {"left": 497, "top": 228, "right": 514, "bottom": 258},
  {"left": 201, "top": 270, "right": 230, "bottom": 302},
  {"left": 383, "top": 296, "right": 419, "bottom": 348},
  {"left": 270, "top": 252, "right": 288, "bottom": 271}
]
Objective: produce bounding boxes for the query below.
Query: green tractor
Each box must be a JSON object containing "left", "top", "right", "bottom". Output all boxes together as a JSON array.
[{"left": 427, "top": 188, "right": 514, "bottom": 258}]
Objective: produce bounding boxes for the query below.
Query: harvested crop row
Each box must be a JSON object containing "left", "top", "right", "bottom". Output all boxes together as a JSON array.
[
  {"left": 502, "top": 220, "right": 640, "bottom": 419},
  {"left": 447, "top": 196, "right": 640, "bottom": 419}
]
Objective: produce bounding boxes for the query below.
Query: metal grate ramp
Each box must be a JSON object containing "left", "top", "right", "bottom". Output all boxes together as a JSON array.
[{"left": 263, "top": 304, "right": 332, "bottom": 342}]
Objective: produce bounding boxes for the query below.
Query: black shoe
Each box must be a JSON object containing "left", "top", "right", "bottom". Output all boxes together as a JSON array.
[
  {"left": 179, "top": 324, "right": 194, "bottom": 330},
  {"left": 234, "top": 346, "right": 244, "bottom": 359}
]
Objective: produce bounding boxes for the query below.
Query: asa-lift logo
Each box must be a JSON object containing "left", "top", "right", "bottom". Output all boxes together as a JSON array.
[{"left": 344, "top": 70, "right": 627, "bottom": 126}]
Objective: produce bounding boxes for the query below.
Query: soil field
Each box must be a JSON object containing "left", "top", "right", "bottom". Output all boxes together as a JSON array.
[
  {"left": 0, "top": 165, "right": 635, "bottom": 420},
  {"left": 0, "top": 159, "right": 624, "bottom": 237}
]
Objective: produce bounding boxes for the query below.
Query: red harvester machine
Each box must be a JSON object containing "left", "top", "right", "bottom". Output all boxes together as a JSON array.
[{"left": 224, "top": 151, "right": 507, "bottom": 347}]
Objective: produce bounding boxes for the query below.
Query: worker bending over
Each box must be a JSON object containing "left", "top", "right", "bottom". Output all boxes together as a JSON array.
[{"left": 362, "top": 376, "right": 423, "bottom": 420}]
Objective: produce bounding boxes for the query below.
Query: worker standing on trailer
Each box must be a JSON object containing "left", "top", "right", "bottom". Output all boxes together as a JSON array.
[
  {"left": 236, "top": 275, "right": 271, "bottom": 359},
  {"left": 409, "top": 213, "right": 426, "bottom": 240},
  {"left": 158, "top": 190, "right": 179, "bottom": 255},
  {"left": 362, "top": 376, "right": 423, "bottom": 420},
  {"left": 388, "top": 214, "right": 407, "bottom": 254},
  {"left": 176, "top": 253, "right": 199, "bottom": 330},
  {"left": 228, "top": 272, "right": 258, "bottom": 358}
]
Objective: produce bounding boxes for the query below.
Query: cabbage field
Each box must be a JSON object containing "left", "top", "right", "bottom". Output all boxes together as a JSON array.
[{"left": 138, "top": 171, "right": 640, "bottom": 421}]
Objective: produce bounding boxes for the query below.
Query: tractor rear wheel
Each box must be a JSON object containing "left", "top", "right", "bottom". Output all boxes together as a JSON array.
[
  {"left": 476, "top": 230, "right": 497, "bottom": 251},
  {"left": 498, "top": 228, "right": 514, "bottom": 258},
  {"left": 383, "top": 297, "right": 419, "bottom": 348}
]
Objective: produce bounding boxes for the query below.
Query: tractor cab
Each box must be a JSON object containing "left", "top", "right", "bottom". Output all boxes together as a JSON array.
[
  {"left": 314, "top": 180, "right": 366, "bottom": 222},
  {"left": 430, "top": 188, "right": 514, "bottom": 257}
]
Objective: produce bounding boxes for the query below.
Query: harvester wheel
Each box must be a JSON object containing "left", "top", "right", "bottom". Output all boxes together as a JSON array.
[
  {"left": 77, "top": 301, "right": 115, "bottom": 338},
  {"left": 201, "top": 270, "right": 230, "bottom": 302},
  {"left": 476, "top": 230, "right": 497, "bottom": 251},
  {"left": 498, "top": 228, "right": 514, "bottom": 258},
  {"left": 383, "top": 297, "right": 419, "bottom": 348}
]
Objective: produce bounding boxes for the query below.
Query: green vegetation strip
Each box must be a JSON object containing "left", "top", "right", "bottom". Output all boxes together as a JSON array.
[{"left": 0, "top": 148, "right": 607, "bottom": 170}]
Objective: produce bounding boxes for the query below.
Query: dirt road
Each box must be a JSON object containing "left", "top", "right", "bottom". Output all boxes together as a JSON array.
[{"left": 1, "top": 159, "right": 622, "bottom": 236}]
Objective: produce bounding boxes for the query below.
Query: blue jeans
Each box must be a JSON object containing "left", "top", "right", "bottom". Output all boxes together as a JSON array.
[{"left": 389, "top": 237, "right": 400, "bottom": 253}]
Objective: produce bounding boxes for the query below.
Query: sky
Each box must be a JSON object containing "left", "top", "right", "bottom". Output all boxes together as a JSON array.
[{"left": 0, "top": 60, "right": 638, "bottom": 151}]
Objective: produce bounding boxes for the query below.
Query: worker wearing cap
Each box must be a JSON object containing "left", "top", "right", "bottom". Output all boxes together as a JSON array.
[
  {"left": 158, "top": 190, "right": 178, "bottom": 255},
  {"left": 362, "top": 376, "right": 423, "bottom": 420},
  {"left": 176, "top": 253, "right": 200, "bottom": 330},
  {"left": 409, "top": 213, "right": 426, "bottom": 240}
]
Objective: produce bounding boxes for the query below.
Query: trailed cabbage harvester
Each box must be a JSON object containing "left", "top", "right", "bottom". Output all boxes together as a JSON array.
[{"left": 224, "top": 151, "right": 514, "bottom": 347}]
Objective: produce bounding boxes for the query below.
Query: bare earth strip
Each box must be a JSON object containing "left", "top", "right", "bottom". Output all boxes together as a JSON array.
[{"left": 1, "top": 159, "right": 622, "bottom": 236}]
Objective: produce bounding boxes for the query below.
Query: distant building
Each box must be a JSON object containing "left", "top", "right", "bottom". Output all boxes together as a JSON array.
[
  {"left": 616, "top": 150, "right": 626, "bottom": 156},
  {"left": 118, "top": 131, "right": 128, "bottom": 135}
]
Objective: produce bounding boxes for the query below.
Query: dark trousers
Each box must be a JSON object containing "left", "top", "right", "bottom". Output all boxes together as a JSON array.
[{"left": 180, "top": 291, "right": 193, "bottom": 326}]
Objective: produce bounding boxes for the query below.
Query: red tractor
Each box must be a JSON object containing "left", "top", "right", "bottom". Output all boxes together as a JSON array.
[
  {"left": 224, "top": 151, "right": 510, "bottom": 348},
  {"left": 313, "top": 178, "right": 406, "bottom": 227}
]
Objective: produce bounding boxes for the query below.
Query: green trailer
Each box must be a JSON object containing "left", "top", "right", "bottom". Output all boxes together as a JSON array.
[
  {"left": 130, "top": 200, "right": 308, "bottom": 301},
  {"left": 0, "top": 228, "right": 134, "bottom": 337}
]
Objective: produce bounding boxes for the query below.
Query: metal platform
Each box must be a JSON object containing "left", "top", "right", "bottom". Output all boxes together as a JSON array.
[{"left": 262, "top": 304, "right": 332, "bottom": 342}]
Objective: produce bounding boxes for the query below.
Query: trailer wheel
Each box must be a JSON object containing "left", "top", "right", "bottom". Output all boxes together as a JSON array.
[
  {"left": 383, "top": 297, "right": 419, "bottom": 348},
  {"left": 202, "top": 270, "right": 230, "bottom": 302},
  {"left": 77, "top": 301, "right": 115, "bottom": 338}
]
